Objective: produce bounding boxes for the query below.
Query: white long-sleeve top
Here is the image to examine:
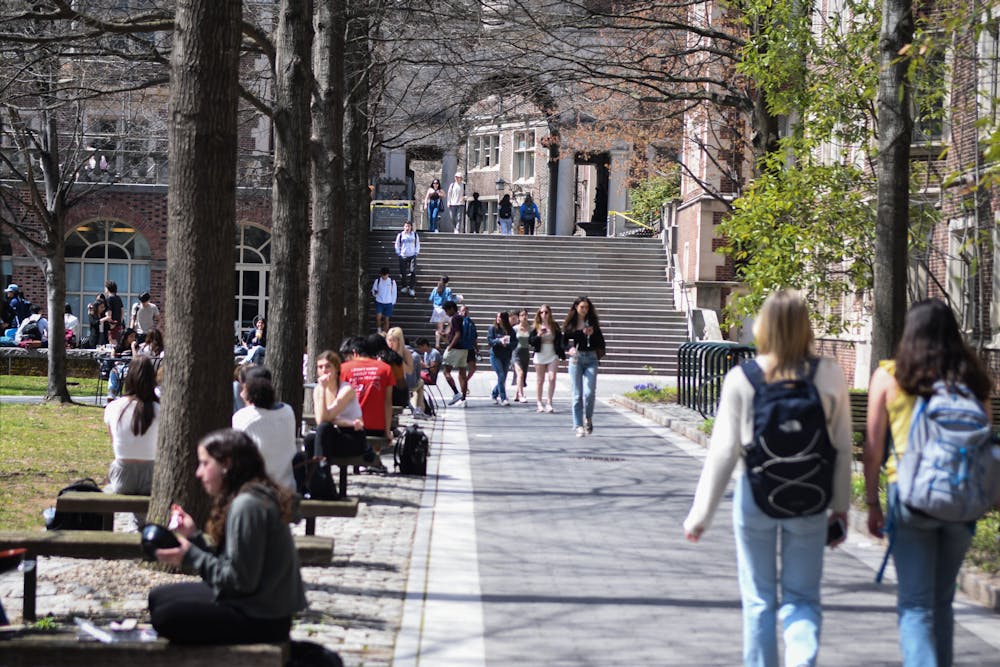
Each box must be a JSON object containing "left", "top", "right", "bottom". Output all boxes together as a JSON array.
[
  {"left": 371, "top": 276, "right": 397, "bottom": 304},
  {"left": 395, "top": 230, "right": 420, "bottom": 258},
  {"left": 683, "top": 356, "right": 853, "bottom": 535},
  {"left": 447, "top": 181, "right": 464, "bottom": 206}
]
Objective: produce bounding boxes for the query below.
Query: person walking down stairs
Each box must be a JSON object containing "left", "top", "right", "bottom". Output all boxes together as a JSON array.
[
  {"left": 371, "top": 268, "right": 397, "bottom": 334},
  {"left": 394, "top": 221, "right": 420, "bottom": 297},
  {"left": 428, "top": 275, "right": 454, "bottom": 348}
]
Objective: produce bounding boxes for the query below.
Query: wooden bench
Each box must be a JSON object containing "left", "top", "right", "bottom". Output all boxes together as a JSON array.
[
  {"left": 0, "top": 628, "right": 286, "bottom": 666},
  {"left": 55, "top": 492, "right": 359, "bottom": 536},
  {"left": 327, "top": 436, "right": 391, "bottom": 499},
  {"left": 0, "top": 530, "right": 334, "bottom": 622}
]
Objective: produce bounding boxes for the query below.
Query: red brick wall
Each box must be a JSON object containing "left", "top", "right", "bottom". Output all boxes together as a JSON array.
[{"left": 815, "top": 338, "right": 859, "bottom": 387}]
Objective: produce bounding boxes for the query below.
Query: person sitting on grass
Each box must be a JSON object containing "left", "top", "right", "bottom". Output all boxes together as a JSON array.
[
  {"left": 103, "top": 356, "right": 159, "bottom": 495},
  {"left": 150, "top": 429, "right": 306, "bottom": 645}
]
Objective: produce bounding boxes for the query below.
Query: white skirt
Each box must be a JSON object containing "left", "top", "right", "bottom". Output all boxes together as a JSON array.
[{"left": 430, "top": 305, "right": 448, "bottom": 323}]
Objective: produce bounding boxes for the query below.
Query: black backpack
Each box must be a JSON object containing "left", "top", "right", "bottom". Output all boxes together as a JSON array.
[
  {"left": 46, "top": 478, "right": 105, "bottom": 530},
  {"left": 20, "top": 318, "right": 42, "bottom": 341},
  {"left": 292, "top": 453, "right": 339, "bottom": 500},
  {"left": 394, "top": 424, "right": 429, "bottom": 476},
  {"left": 741, "top": 359, "right": 837, "bottom": 518}
]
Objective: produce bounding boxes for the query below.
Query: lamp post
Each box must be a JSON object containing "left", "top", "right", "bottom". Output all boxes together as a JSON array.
[{"left": 495, "top": 176, "right": 523, "bottom": 203}]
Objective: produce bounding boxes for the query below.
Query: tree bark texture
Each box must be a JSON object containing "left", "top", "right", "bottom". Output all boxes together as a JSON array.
[
  {"left": 38, "top": 115, "right": 70, "bottom": 402},
  {"left": 343, "top": 5, "right": 370, "bottom": 335},
  {"left": 307, "top": 0, "right": 347, "bottom": 371},
  {"left": 269, "top": 0, "right": 314, "bottom": 421},
  {"left": 151, "top": 0, "right": 242, "bottom": 527},
  {"left": 872, "top": 0, "right": 913, "bottom": 372}
]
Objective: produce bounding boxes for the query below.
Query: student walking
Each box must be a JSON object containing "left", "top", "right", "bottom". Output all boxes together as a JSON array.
[
  {"left": 394, "top": 221, "right": 420, "bottom": 296},
  {"left": 864, "top": 299, "right": 994, "bottom": 667},
  {"left": 371, "top": 267, "right": 397, "bottom": 333},
  {"left": 519, "top": 194, "right": 540, "bottom": 236},
  {"left": 529, "top": 304, "right": 564, "bottom": 412},
  {"left": 563, "top": 297, "right": 606, "bottom": 437},
  {"left": 497, "top": 194, "right": 514, "bottom": 236},
  {"left": 512, "top": 308, "right": 531, "bottom": 402},
  {"left": 428, "top": 275, "right": 454, "bottom": 348},
  {"left": 466, "top": 192, "right": 485, "bottom": 234},
  {"left": 441, "top": 301, "right": 469, "bottom": 407},
  {"left": 487, "top": 311, "right": 515, "bottom": 406},
  {"left": 447, "top": 174, "right": 465, "bottom": 233},
  {"left": 423, "top": 179, "right": 444, "bottom": 232},
  {"left": 683, "top": 290, "right": 852, "bottom": 667}
]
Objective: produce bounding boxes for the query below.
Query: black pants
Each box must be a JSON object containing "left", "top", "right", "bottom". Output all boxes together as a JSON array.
[
  {"left": 305, "top": 421, "right": 367, "bottom": 459},
  {"left": 149, "top": 582, "right": 290, "bottom": 645},
  {"left": 521, "top": 220, "right": 535, "bottom": 235},
  {"left": 398, "top": 255, "right": 417, "bottom": 291}
]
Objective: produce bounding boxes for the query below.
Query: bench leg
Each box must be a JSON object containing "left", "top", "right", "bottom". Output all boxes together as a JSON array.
[
  {"left": 22, "top": 559, "right": 36, "bottom": 622},
  {"left": 304, "top": 517, "right": 316, "bottom": 535},
  {"left": 339, "top": 467, "right": 348, "bottom": 500}
]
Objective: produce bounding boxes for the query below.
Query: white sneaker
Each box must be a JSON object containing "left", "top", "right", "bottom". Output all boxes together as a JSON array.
[
  {"left": 448, "top": 393, "right": 463, "bottom": 406},
  {"left": 493, "top": 396, "right": 499, "bottom": 405},
  {"left": 409, "top": 288, "right": 415, "bottom": 296},
  {"left": 500, "top": 399, "right": 510, "bottom": 407},
  {"left": 459, "top": 399, "right": 467, "bottom": 408},
  {"left": 575, "top": 427, "right": 586, "bottom": 438}
]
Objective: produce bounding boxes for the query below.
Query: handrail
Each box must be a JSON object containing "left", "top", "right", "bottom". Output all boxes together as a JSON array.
[
  {"left": 672, "top": 252, "right": 695, "bottom": 341},
  {"left": 608, "top": 210, "right": 657, "bottom": 231}
]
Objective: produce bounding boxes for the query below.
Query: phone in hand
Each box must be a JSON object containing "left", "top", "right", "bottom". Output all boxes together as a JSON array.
[{"left": 826, "top": 517, "right": 846, "bottom": 545}]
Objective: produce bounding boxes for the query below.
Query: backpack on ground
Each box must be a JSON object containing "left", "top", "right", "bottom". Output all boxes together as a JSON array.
[
  {"left": 741, "top": 359, "right": 837, "bottom": 518},
  {"left": 45, "top": 478, "right": 104, "bottom": 531},
  {"left": 394, "top": 424, "right": 429, "bottom": 476},
  {"left": 460, "top": 317, "right": 477, "bottom": 350},
  {"left": 895, "top": 381, "right": 1000, "bottom": 523}
]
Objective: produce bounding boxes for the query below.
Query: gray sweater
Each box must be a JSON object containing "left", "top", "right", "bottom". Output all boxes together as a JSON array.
[{"left": 184, "top": 485, "right": 307, "bottom": 619}]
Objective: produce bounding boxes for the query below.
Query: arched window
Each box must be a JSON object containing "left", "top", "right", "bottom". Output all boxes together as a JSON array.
[
  {"left": 65, "top": 220, "right": 152, "bottom": 325},
  {"left": 234, "top": 223, "right": 271, "bottom": 339}
]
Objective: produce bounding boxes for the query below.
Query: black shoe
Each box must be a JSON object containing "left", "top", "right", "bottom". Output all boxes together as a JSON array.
[{"left": 585, "top": 419, "right": 593, "bottom": 434}]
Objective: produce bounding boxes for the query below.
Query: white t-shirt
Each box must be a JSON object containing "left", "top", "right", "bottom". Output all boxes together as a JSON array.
[
  {"left": 232, "top": 403, "right": 297, "bottom": 491},
  {"left": 103, "top": 397, "right": 159, "bottom": 460},
  {"left": 132, "top": 302, "right": 160, "bottom": 333}
]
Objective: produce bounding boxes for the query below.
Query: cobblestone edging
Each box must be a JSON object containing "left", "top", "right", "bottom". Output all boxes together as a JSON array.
[{"left": 611, "top": 396, "right": 1000, "bottom": 614}]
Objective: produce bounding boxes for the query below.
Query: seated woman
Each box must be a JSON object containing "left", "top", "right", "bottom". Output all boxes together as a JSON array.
[
  {"left": 138, "top": 327, "right": 165, "bottom": 359},
  {"left": 149, "top": 429, "right": 306, "bottom": 645},
  {"left": 107, "top": 328, "right": 138, "bottom": 400},
  {"left": 231, "top": 366, "right": 297, "bottom": 492},
  {"left": 103, "top": 356, "right": 159, "bottom": 495},
  {"left": 305, "top": 351, "right": 367, "bottom": 461},
  {"left": 241, "top": 316, "right": 266, "bottom": 365}
]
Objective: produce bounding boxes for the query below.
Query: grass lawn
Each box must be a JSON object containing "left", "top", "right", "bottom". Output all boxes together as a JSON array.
[
  {"left": 0, "top": 402, "right": 108, "bottom": 530},
  {"left": 0, "top": 374, "right": 101, "bottom": 398}
]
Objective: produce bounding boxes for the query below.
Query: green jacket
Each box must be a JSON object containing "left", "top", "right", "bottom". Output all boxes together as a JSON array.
[{"left": 184, "top": 484, "right": 307, "bottom": 619}]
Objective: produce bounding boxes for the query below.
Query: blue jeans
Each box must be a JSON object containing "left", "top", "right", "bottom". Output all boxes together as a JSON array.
[
  {"left": 732, "top": 475, "right": 826, "bottom": 667},
  {"left": 498, "top": 218, "right": 512, "bottom": 235},
  {"left": 568, "top": 351, "right": 599, "bottom": 428},
  {"left": 427, "top": 201, "right": 441, "bottom": 232},
  {"left": 888, "top": 484, "right": 973, "bottom": 667},
  {"left": 490, "top": 354, "right": 510, "bottom": 401}
]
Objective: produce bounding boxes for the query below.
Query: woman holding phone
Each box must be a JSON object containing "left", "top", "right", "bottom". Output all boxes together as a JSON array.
[
  {"left": 562, "top": 297, "right": 606, "bottom": 437},
  {"left": 528, "top": 304, "right": 565, "bottom": 413},
  {"left": 487, "top": 311, "right": 515, "bottom": 406}
]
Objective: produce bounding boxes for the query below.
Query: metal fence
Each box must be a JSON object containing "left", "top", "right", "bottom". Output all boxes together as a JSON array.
[{"left": 677, "top": 341, "right": 756, "bottom": 417}]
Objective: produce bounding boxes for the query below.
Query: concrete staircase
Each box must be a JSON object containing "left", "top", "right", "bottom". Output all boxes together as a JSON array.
[{"left": 365, "top": 231, "right": 688, "bottom": 375}]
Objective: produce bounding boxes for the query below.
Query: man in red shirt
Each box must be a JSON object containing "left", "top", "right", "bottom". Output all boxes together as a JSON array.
[{"left": 339, "top": 335, "right": 394, "bottom": 459}]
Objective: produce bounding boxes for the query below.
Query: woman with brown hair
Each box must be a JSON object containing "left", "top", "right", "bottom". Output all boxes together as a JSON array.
[
  {"left": 103, "top": 356, "right": 159, "bottom": 495},
  {"left": 149, "top": 429, "right": 306, "bottom": 645},
  {"left": 529, "top": 304, "right": 565, "bottom": 413}
]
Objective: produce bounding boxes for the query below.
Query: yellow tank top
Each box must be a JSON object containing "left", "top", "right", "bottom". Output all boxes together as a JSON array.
[{"left": 880, "top": 360, "right": 917, "bottom": 483}]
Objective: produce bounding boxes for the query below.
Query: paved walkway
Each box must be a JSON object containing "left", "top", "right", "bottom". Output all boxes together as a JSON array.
[{"left": 394, "top": 372, "right": 1000, "bottom": 666}]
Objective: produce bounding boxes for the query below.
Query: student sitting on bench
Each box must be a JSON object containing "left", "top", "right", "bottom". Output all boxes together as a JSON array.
[{"left": 149, "top": 429, "right": 306, "bottom": 645}]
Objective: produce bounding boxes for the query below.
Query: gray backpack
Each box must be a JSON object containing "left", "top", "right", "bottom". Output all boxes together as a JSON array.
[{"left": 896, "top": 381, "right": 1000, "bottom": 523}]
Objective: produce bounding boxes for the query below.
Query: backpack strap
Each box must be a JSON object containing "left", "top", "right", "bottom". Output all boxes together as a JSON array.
[{"left": 741, "top": 359, "right": 765, "bottom": 392}]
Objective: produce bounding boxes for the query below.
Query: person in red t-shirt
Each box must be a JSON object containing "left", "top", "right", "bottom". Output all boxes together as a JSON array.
[{"left": 339, "top": 335, "right": 394, "bottom": 454}]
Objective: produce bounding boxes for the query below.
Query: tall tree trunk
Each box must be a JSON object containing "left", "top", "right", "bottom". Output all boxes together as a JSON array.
[
  {"left": 343, "top": 5, "right": 370, "bottom": 335},
  {"left": 872, "top": 0, "right": 913, "bottom": 371},
  {"left": 269, "top": 0, "right": 314, "bottom": 421},
  {"left": 150, "top": 0, "right": 242, "bottom": 527},
  {"left": 307, "top": 0, "right": 346, "bottom": 372}
]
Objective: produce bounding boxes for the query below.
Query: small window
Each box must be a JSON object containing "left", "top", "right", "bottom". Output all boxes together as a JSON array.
[{"left": 514, "top": 131, "right": 535, "bottom": 181}]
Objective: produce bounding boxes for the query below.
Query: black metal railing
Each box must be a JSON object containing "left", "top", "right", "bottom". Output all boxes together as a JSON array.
[{"left": 677, "top": 341, "right": 756, "bottom": 417}]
